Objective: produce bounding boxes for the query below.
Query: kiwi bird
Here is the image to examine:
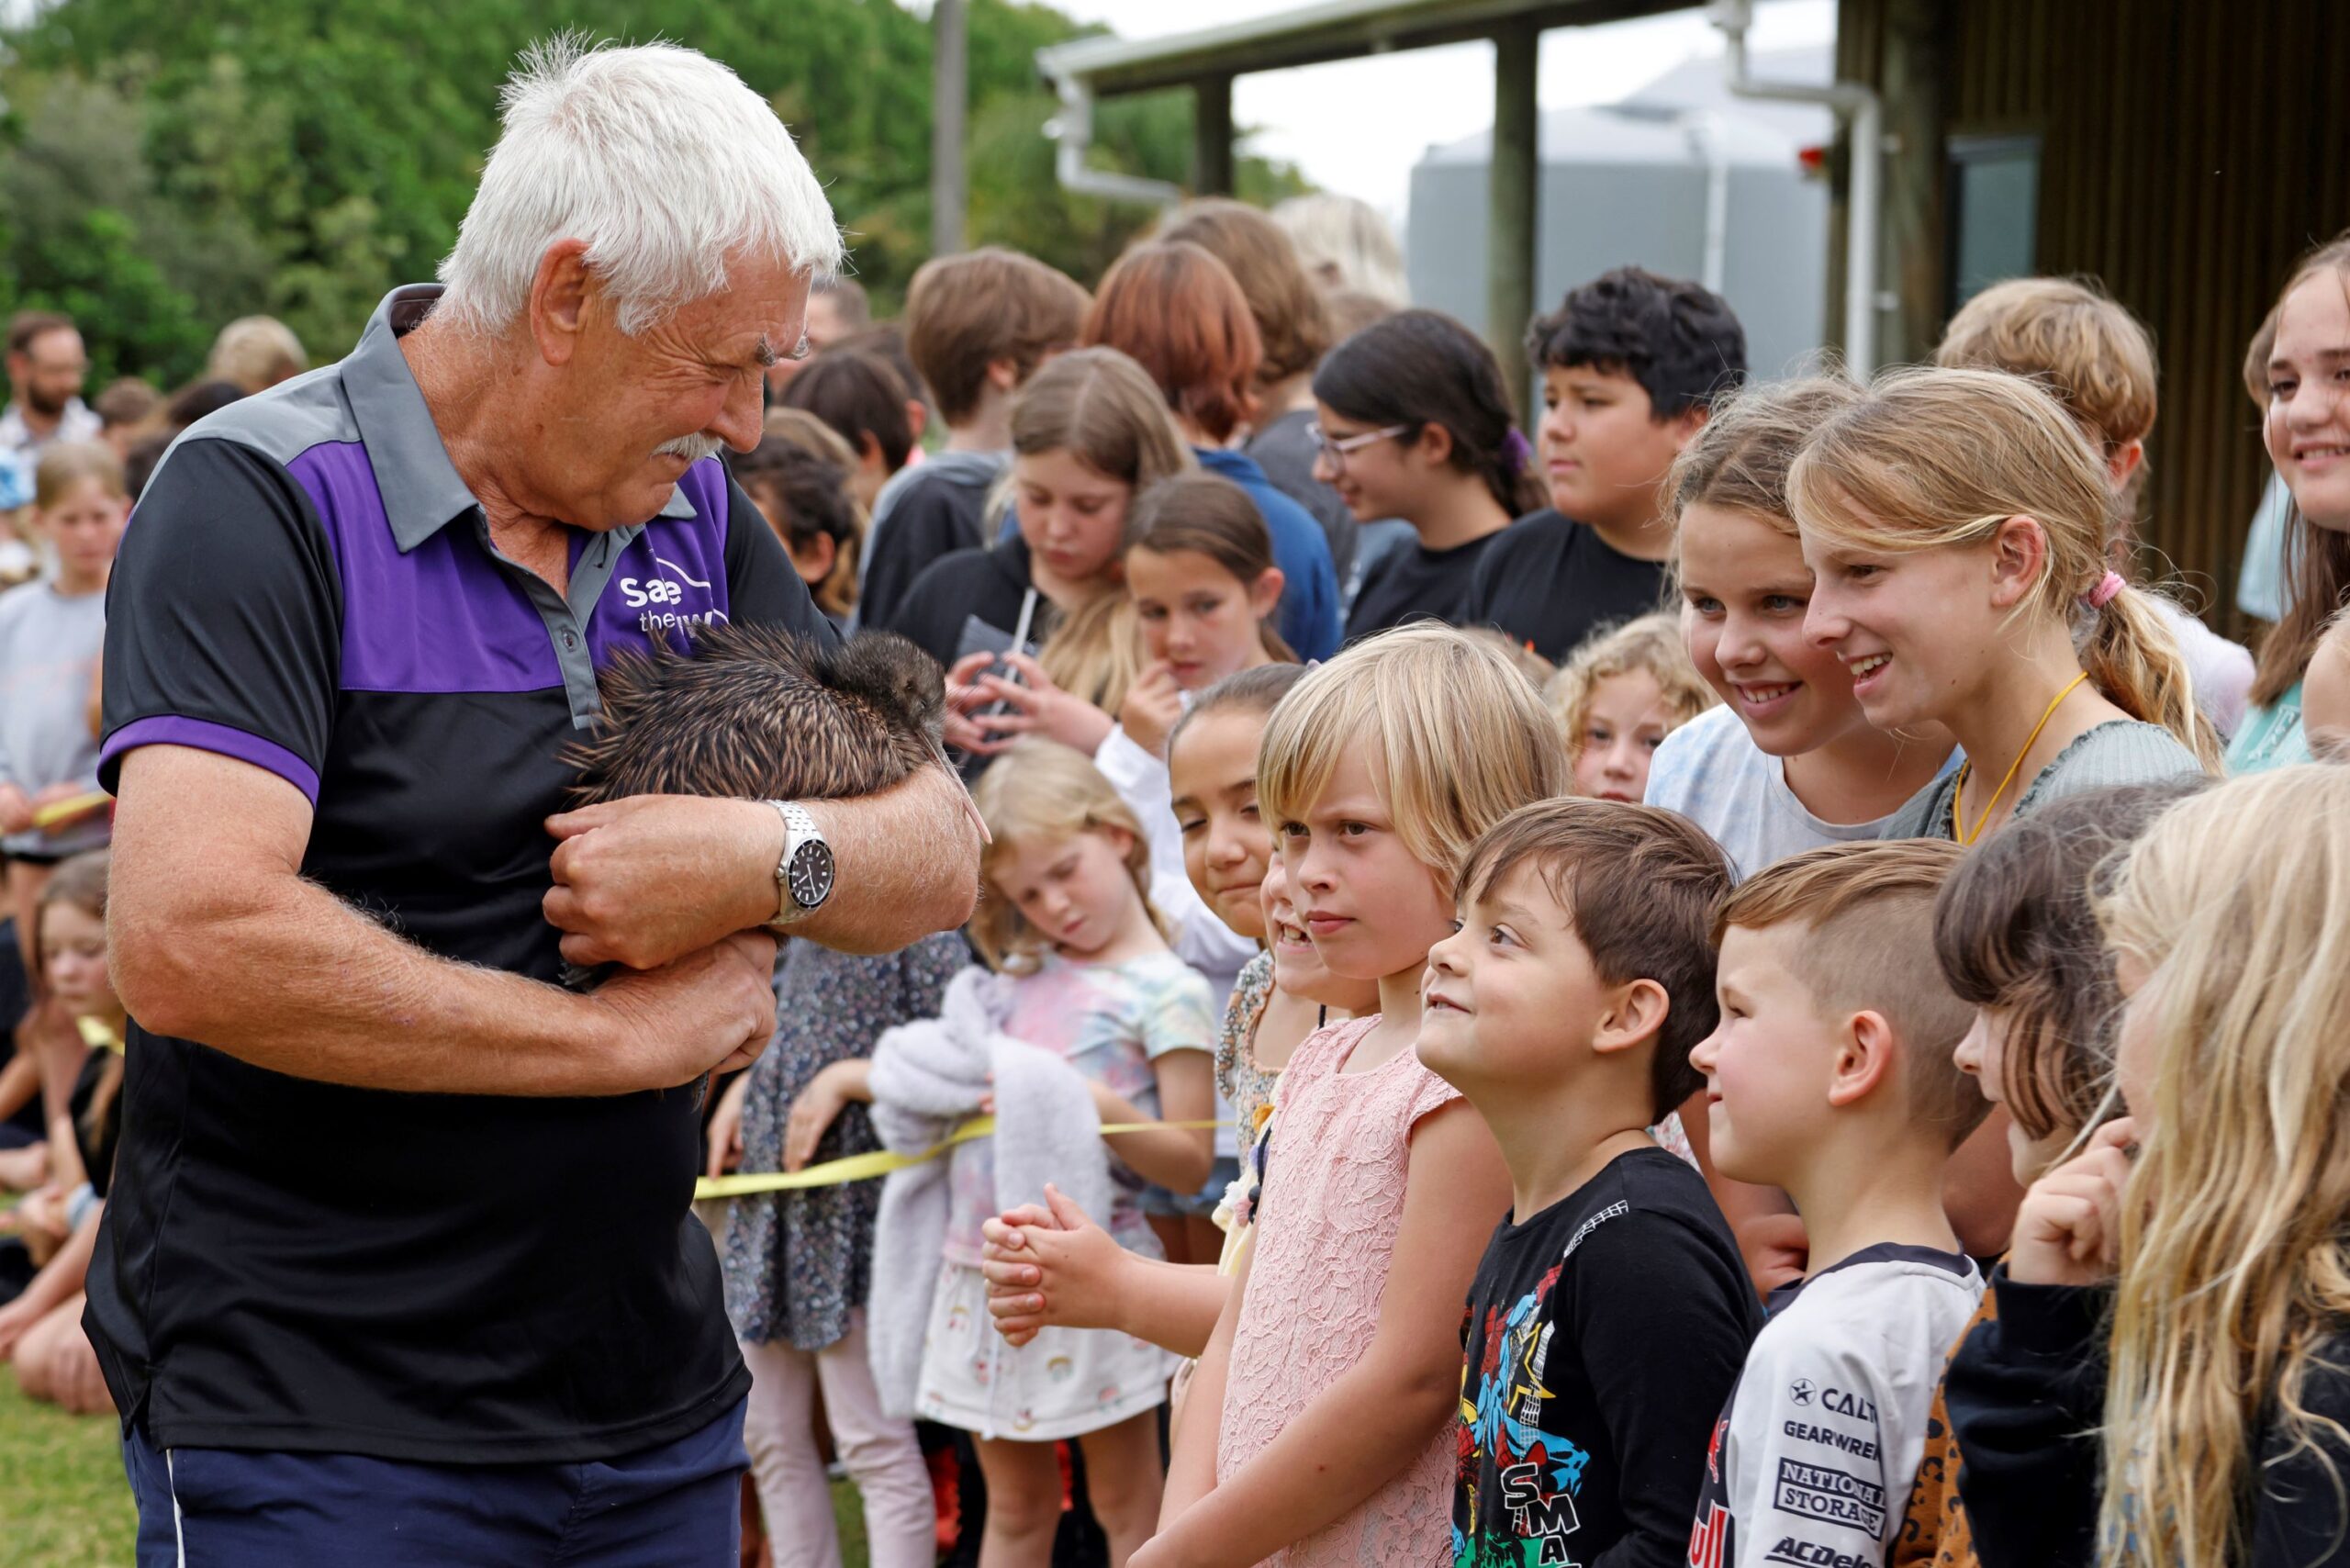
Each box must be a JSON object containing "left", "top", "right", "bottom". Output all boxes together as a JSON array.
[
  {"left": 561, "top": 624, "right": 984, "bottom": 992},
  {"left": 567, "top": 623, "right": 960, "bottom": 808}
]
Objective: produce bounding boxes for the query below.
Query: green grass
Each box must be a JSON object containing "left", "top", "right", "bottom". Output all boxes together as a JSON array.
[
  {"left": 0, "top": 1370, "right": 135, "bottom": 1566},
  {"left": 0, "top": 1368, "right": 876, "bottom": 1567}
]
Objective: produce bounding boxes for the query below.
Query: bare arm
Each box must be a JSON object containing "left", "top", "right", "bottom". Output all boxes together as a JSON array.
[
  {"left": 1087, "top": 1049, "right": 1214, "bottom": 1193},
  {"left": 1143, "top": 1101, "right": 1509, "bottom": 1567},
  {"left": 0, "top": 1049, "right": 37, "bottom": 1126},
  {"left": 983, "top": 1187, "right": 1232, "bottom": 1356},
  {"left": 36, "top": 1021, "right": 89, "bottom": 1195},
  {"left": 543, "top": 763, "right": 981, "bottom": 969},
  {"left": 1159, "top": 1224, "right": 1251, "bottom": 1524},
  {"left": 110, "top": 745, "right": 779, "bottom": 1096}
]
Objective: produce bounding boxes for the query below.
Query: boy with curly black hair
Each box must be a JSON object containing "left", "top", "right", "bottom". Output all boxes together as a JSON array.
[{"left": 1464, "top": 267, "right": 1747, "bottom": 660}]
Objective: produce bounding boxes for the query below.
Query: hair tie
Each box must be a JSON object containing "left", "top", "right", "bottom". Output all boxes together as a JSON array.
[
  {"left": 2081, "top": 570, "right": 2125, "bottom": 610},
  {"left": 1500, "top": 428, "right": 1533, "bottom": 477}
]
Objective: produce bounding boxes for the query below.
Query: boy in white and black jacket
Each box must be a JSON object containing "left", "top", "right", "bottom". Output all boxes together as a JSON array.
[{"left": 1683, "top": 841, "right": 1990, "bottom": 1568}]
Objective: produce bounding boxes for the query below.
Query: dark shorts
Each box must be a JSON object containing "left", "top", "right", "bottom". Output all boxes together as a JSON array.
[
  {"left": 1139, "top": 1156, "right": 1241, "bottom": 1221},
  {"left": 121, "top": 1398, "right": 749, "bottom": 1567}
]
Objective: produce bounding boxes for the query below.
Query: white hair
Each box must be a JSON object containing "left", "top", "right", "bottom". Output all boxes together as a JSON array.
[
  {"left": 436, "top": 37, "right": 845, "bottom": 336},
  {"left": 1272, "top": 193, "right": 1408, "bottom": 306}
]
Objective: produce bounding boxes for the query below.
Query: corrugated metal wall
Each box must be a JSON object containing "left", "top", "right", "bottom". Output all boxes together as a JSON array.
[{"left": 1839, "top": 0, "right": 2350, "bottom": 632}]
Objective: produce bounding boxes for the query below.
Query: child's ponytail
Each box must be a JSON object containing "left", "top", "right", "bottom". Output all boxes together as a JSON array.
[
  {"left": 1788, "top": 365, "right": 2220, "bottom": 768},
  {"left": 2078, "top": 575, "right": 2220, "bottom": 769}
]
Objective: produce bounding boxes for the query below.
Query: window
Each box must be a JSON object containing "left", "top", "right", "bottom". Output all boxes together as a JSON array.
[{"left": 1946, "top": 134, "right": 2042, "bottom": 313}]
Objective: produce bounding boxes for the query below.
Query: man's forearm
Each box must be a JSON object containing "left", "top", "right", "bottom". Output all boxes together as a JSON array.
[
  {"left": 118, "top": 870, "right": 626, "bottom": 1097},
  {"left": 795, "top": 765, "right": 980, "bottom": 954}
]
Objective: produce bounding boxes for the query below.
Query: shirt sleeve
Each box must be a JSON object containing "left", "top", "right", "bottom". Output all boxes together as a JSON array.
[
  {"left": 1724, "top": 1322, "right": 1909, "bottom": 1568},
  {"left": 1137, "top": 968, "right": 1215, "bottom": 1061},
  {"left": 98, "top": 438, "right": 341, "bottom": 804},
  {"left": 860, "top": 479, "right": 967, "bottom": 634},
  {"left": 1265, "top": 497, "right": 1342, "bottom": 663},
  {"left": 1095, "top": 726, "right": 1183, "bottom": 884},
  {"left": 722, "top": 470, "right": 837, "bottom": 650},
  {"left": 1572, "top": 1215, "right": 1759, "bottom": 1568},
  {"left": 1945, "top": 1271, "right": 2106, "bottom": 1568}
]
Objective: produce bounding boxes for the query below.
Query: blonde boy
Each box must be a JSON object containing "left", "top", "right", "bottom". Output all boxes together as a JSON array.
[
  {"left": 1935, "top": 276, "right": 2254, "bottom": 736},
  {"left": 1685, "top": 841, "right": 1988, "bottom": 1568}
]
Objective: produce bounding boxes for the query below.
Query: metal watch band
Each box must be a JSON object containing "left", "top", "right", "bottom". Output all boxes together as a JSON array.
[{"left": 767, "top": 800, "right": 827, "bottom": 926}]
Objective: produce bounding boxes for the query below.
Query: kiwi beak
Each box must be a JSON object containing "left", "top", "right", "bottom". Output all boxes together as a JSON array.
[
  {"left": 925, "top": 734, "right": 991, "bottom": 846},
  {"left": 956, "top": 774, "right": 990, "bottom": 846}
]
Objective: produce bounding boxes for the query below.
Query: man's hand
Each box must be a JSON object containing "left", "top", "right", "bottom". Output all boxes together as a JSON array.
[
  {"left": 585, "top": 931, "right": 778, "bottom": 1092},
  {"left": 980, "top": 1184, "right": 1133, "bottom": 1346},
  {"left": 0, "top": 783, "right": 32, "bottom": 836},
  {"left": 545, "top": 797, "right": 778, "bottom": 969}
]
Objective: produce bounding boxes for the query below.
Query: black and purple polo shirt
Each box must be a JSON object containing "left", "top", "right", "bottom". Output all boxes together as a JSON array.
[{"left": 87, "top": 284, "right": 831, "bottom": 1463}]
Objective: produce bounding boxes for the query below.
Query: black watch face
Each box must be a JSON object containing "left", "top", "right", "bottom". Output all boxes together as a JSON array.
[{"left": 788, "top": 839, "right": 835, "bottom": 911}]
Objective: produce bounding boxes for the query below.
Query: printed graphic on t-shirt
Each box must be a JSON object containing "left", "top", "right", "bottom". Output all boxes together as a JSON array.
[
  {"left": 1456, "top": 1262, "right": 1594, "bottom": 1567},
  {"left": 1686, "top": 1354, "right": 1896, "bottom": 1568}
]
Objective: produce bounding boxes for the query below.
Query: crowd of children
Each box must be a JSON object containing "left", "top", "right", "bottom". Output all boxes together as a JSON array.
[{"left": 10, "top": 189, "right": 2350, "bottom": 1568}]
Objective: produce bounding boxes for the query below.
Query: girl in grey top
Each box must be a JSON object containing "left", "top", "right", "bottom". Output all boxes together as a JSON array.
[{"left": 1787, "top": 368, "right": 2215, "bottom": 847}]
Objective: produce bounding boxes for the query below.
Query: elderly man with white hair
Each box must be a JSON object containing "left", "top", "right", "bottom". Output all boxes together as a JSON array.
[{"left": 85, "top": 40, "right": 980, "bottom": 1563}]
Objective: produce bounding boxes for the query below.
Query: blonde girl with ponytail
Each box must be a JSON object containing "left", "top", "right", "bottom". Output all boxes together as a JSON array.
[
  {"left": 1942, "top": 765, "right": 2350, "bottom": 1568},
  {"left": 1789, "top": 367, "right": 2213, "bottom": 845}
]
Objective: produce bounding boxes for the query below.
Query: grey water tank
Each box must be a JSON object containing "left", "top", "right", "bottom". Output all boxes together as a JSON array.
[{"left": 1406, "top": 45, "right": 1833, "bottom": 386}]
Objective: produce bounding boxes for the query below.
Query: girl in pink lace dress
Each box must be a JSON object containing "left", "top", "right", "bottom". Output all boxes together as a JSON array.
[{"left": 1136, "top": 624, "right": 1568, "bottom": 1568}]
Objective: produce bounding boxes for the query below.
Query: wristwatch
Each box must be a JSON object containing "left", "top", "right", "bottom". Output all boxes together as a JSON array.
[{"left": 766, "top": 800, "right": 834, "bottom": 928}]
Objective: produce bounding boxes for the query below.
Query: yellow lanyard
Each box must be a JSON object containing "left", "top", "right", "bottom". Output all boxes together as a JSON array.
[{"left": 1951, "top": 673, "right": 2089, "bottom": 846}]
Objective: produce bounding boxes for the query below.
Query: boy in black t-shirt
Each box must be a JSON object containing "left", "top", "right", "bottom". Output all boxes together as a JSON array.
[
  {"left": 1463, "top": 267, "right": 1747, "bottom": 660},
  {"left": 1419, "top": 799, "right": 1762, "bottom": 1568}
]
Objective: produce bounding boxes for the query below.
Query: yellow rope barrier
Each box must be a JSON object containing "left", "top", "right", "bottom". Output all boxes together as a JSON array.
[{"left": 695, "top": 1117, "right": 1223, "bottom": 1201}]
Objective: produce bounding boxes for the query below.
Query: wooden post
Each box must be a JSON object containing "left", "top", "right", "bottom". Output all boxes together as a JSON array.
[
  {"left": 1194, "top": 73, "right": 1235, "bottom": 196},
  {"left": 1488, "top": 21, "right": 1540, "bottom": 423},
  {"left": 1877, "top": 0, "right": 1950, "bottom": 365},
  {"left": 931, "top": 0, "right": 968, "bottom": 257}
]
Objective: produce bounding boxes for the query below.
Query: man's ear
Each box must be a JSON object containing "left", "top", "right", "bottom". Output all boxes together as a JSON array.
[
  {"left": 527, "top": 239, "right": 597, "bottom": 368},
  {"left": 1826, "top": 1009, "right": 1897, "bottom": 1109},
  {"left": 1592, "top": 978, "right": 1672, "bottom": 1058},
  {"left": 1986, "top": 515, "right": 2051, "bottom": 611}
]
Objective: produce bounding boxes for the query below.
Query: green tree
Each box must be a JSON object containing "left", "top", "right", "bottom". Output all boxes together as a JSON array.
[{"left": 0, "top": 0, "right": 1306, "bottom": 369}]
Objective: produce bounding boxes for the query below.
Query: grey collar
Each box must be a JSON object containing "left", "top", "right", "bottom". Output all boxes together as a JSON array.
[{"left": 343, "top": 284, "right": 699, "bottom": 554}]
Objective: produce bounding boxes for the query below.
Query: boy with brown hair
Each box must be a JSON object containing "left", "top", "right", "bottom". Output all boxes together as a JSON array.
[
  {"left": 1684, "top": 840, "right": 1989, "bottom": 1568},
  {"left": 1934, "top": 275, "right": 2254, "bottom": 737},
  {"left": 857, "top": 246, "right": 1090, "bottom": 628},
  {"left": 1418, "top": 798, "right": 1762, "bottom": 1568}
]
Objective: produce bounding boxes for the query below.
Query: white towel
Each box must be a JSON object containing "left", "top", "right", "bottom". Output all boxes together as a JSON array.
[{"left": 865, "top": 965, "right": 1112, "bottom": 1417}]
